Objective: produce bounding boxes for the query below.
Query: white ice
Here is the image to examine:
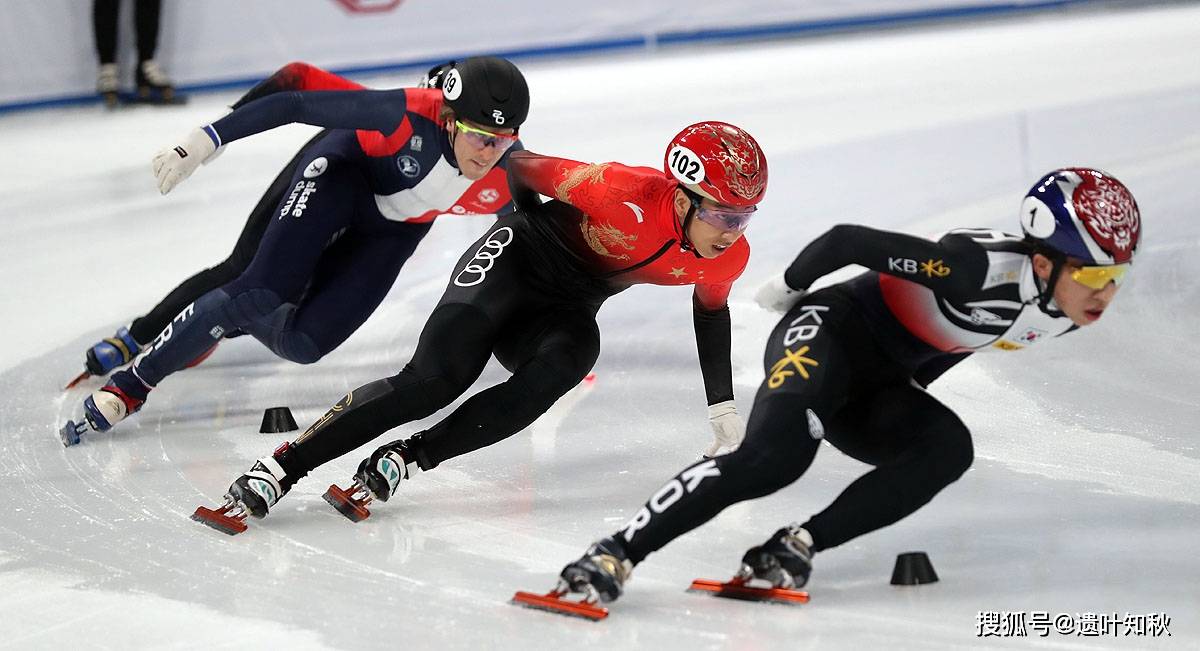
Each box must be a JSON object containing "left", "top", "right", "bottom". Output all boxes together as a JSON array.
[{"left": 2, "top": 4, "right": 1198, "bottom": 648}]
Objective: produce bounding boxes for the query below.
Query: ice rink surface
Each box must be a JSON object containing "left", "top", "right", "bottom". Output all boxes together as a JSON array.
[{"left": 2, "top": 3, "right": 1198, "bottom": 648}]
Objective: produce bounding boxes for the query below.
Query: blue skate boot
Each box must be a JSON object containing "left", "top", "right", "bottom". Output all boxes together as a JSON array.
[
  {"left": 66, "top": 326, "right": 142, "bottom": 389},
  {"left": 86, "top": 326, "right": 142, "bottom": 376}
]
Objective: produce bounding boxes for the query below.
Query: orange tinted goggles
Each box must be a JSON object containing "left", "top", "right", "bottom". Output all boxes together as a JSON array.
[{"left": 1070, "top": 263, "right": 1129, "bottom": 289}]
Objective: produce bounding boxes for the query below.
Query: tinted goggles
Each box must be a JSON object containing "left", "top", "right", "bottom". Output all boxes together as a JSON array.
[
  {"left": 691, "top": 197, "right": 756, "bottom": 233},
  {"left": 455, "top": 120, "right": 518, "bottom": 152},
  {"left": 1070, "top": 263, "right": 1129, "bottom": 290}
]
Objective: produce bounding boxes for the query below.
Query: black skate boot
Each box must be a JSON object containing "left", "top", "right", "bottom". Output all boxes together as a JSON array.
[
  {"left": 687, "top": 525, "right": 813, "bottom": 605},
  {"left": 136, "top": 59, "right": 184, "bottom": 104},
  {"left": 739, "top": 524, "right": 814, "bottom": 589},
  {"left": 559, "top": 536, "right": 634, "bottom": 604},
  {"left": 511, "top": 536, "right": 632, "bottom": 620},
  {"left": 192, "top": 442, "right": 300, "bottom": 535},
  {"left": 322, "top": 439, "right": 415, "bottom": 522}
]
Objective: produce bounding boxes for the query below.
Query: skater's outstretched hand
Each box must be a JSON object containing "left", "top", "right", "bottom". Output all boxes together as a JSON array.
[
  {"left": 152, "top": 127, "right": 221, "bottom": 194},
  {"left": 754, "top": 274, "right": 807, "bottom": 313},
  {"left": 703, "top": 400, "right": 744, "bottom": 458}
]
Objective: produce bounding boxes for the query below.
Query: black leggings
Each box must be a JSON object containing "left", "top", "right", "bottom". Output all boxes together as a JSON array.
[
  {"left": 289, "top": 216, "right": 604, "bottom": 474},
  {"left": 617, "top": 289, "right": 974, "bottom": 564},
  {"left": 127, "top": 131, "right": 327, "bottom": 345},
  {"left": 93, "top": 0, "right": 161, "bottom": 64}
]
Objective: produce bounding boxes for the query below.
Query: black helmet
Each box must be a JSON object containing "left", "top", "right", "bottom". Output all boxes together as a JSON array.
[
  {"left": 441, "top": 56, "right": 529, "bottom": 130},
  {"left": 416, "top": 62, "right": 451, "bottom": 89}
]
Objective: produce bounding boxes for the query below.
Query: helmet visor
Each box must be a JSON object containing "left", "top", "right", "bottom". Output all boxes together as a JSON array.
[
  {"left": 695, "top": 202, "right": 756, "bottom": 233},
  {"left": 1070, "top": 263, "right": 1129, "bottom": 290},
  {"left": 455, "top": 120, "right": 518, "bottom": 152}
]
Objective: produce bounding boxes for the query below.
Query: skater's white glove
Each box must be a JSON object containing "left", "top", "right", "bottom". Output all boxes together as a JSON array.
[
  {"left": 703, "top": 400, "right": 744, "bottom": 458},
  {"left": 755, "top": 274, "right": 808, "bottom": 314},
  {"left": 152, "top": 126, "right": 222, "bottom": 195}
]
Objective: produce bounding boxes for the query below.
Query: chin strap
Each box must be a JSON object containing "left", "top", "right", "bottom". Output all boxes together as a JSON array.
[
  {"left": 443, "top": 119, "right": 464, "bottom": 174},
  {"left": 1035, "top": 251, "right": 1066, "bottom": 312},
  {"left": 678, "top": 193, "right": 703, "bottom": 258}
]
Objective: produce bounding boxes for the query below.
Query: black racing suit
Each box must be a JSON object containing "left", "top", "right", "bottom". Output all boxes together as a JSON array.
[{"left": 614, "top": 224, "right": 1079, "bottom": 563}]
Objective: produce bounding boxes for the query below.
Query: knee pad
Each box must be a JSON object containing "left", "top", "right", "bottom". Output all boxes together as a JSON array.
[
  {"left": 941, "top": 422, "right": 975, "bottom": 481},
  {"left": 517, "top": 350, "right": 592, "bottom": 401},
  {"left": 494, "top": 310, "right": 600, "bottom": 375},
  {"left": 915, "top": 413, "right": 974, "bottom": 485},
  {"left": 384, "top": 366, "right": 466, "bottom": 419},
  {"left": 256, "top": 302, "right": 323, "bottom": 364},
  {"left": 220, "top": 287, "right": 284, "bottom": 328},
  {"left": 715, "top": 445, "right": 809, "bottom": 500},
  {"left": 274, "top": 329, "right": 323, "bottom": 364}
]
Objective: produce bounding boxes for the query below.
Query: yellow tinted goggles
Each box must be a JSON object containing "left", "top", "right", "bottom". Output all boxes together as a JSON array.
[
  {"left": 1070, "top": 263, "right": 1129, "bottom": 290},
  {"left": 454, "top": 120, "right": 518, "bottom": 151}
]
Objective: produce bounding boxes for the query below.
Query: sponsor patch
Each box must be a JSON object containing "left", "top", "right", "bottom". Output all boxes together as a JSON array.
[
  {"left": 303, "top": 156, "right": 328, "bottom": 179},
  {"left": 397, "top": 155, "right": 420, "bottom": 178},
  {"left": 1017, "top": 328, "right": 1047, "bottom": 344},
  {"left": 768, "top": 345, "right": 819, "bottom": 389},
  {"left": 969, "top": 308, "right": 1002, "bottom": 325},
  {"left": 920, "top": 259, "right": 951, "bottom": 277},
  {"left": 454, "top": 226, "right": 514, "bottom": 287},
  {"left": 806, "top": 409, "right": 825, "bottom": 440}
]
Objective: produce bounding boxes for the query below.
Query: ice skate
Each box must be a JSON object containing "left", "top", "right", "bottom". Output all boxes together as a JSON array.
[
  {"left": 687, "top": 526, "right": 813, "bottom": 604},
  {"left": 686, "top": 573, "right": 811, "bottom": 605},
  {"left": 512, "top": 537, "right": 632, "bottom": 621},
  {"left": 72, "top": 326, "right": 142, "bottom": 387},
  {"left": 135, "top": 59, "right": 186, "bottom": 105},
  {"left": 323, "top": 439, "right": 414, "bottom": 522},
  {"left": 97, "top": 63, "right": 119, "bottom": 108},
  {"left": 59, "top": 384, "right": 144, "bottom": 446},
  {"left": 192, "top": 443, "right": 297, "bottom": 535},
  {"left": 739, "top": 524, "right": 814, "bottom": 589}
]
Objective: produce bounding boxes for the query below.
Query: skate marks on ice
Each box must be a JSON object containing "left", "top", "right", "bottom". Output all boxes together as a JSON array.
[{"left": 0, "top": 341, "right": 471, "bottom": 646}]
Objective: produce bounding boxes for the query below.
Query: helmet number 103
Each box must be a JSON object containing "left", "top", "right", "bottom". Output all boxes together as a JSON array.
[{"left": 668, "top": 146, "right": 703, "bottom": 184}]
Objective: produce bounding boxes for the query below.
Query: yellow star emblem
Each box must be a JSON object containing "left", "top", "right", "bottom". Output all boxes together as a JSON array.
[
  {"left": 920, "top": 259, "right": 951, "bottom": 278},
  {"left": 668, "top": 267, "right": 687, "bottom": 278},
  {"left": 767, "top": 346, "right": 819, "bottom": 389}
]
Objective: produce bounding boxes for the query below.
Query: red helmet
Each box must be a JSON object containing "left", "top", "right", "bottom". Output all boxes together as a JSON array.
[{"left": 664, "top": 121, "right": 767, "bottom": 207}]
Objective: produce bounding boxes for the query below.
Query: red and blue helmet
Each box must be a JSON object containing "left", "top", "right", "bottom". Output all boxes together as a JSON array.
[{"left": 1019, "top": 168, "right": 1140, "bottom": 265}]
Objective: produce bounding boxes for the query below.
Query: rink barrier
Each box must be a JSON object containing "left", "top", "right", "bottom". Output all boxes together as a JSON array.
[{"left": 0, "top": 0, "right": 1150, "bottom": 114}]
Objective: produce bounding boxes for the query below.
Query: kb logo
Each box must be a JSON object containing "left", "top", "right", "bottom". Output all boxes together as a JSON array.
[{"left": 454, "top": 226, "right": 514, "bottom": 287}]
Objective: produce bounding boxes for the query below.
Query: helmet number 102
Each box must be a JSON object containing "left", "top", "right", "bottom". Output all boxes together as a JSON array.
[{"left": 668, "top": 146, "right": 703, "bottom": 184}]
